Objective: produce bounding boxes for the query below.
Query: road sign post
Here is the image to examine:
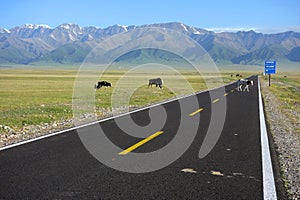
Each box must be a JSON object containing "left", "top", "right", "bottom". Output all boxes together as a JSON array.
[{"left": 264, "top": 61, "right": 276, "bottom": 86}]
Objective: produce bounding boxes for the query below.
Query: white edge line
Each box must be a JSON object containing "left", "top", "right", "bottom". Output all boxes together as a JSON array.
[
  {"left": 0, "top": 80, "right": 236, "bottom": 151},
  {"left": 258, "top": 77, "right": 277, "bottom": 199}
]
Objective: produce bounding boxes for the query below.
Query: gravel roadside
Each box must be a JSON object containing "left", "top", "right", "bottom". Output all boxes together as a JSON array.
[
  {"left": 260, "top": 77, "right": 300, "bottom": 200},
  {"left": 0, "top": 107, "right": 138, "bottom": 148}
]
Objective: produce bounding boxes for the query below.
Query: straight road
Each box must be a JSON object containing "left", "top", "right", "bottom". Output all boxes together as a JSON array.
[{"left": 0, "top": 76, "right": 284, "bottom": 199}]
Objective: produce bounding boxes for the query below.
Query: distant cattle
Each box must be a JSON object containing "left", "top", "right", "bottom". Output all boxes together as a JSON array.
[
  {"left": 95, "top": 81, "right": 112, "bottom": 89},
  {"left": 148, "top": 78, "right": 163, "bottom": 89},
  {"left": 236, "top": 74, "right": 243, "bottom": 77}
]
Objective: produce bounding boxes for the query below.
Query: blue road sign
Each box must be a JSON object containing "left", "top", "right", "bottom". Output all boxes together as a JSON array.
[{"left": 265, "top": 61, "right": 276, "bottom": 74}]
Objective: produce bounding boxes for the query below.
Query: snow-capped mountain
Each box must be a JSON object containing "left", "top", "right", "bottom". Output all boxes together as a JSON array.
[
  {"left": 0, "top": 22, "right": 300, "bottom": 64},
  {"left": 0, "top": 28, "right": 10, "bottom": 34}
]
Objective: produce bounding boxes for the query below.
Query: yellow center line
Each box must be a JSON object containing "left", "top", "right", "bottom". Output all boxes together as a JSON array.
[
  {"left": 224, "top": 93, "right": 228, "bottom": 96},
  {"left": 118, "top": 131, "right": 164, "bottom": 155},
  {"left": 189, "top": 108, "right": 204, "bottom": 116},
  {"left": 212, "top": 98, "right": 219, "bottom": 103}
]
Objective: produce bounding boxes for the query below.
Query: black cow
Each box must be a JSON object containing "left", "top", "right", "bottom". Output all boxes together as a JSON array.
[
  {"left": 95, "top": 81, "right": 112, "bottom": 89},
  {"left": 148, "top": 78, "right": 163, "bottom": 89}
]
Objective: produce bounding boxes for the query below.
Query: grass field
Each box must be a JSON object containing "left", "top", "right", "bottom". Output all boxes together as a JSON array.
[
  {"left": 0, "top": 66, "right": 251, "bottom": 134},
  {"left": 261, "top": 73, "right": 300, "bottom": 130},
  {"left": 0, "top": 69, "right": 76, "bottom": 132}
]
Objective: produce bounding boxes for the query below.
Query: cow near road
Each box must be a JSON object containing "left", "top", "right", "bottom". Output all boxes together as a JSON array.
[
  {"left": 95, "top": 81, "right": 112, "bottom": 89},
  {"left": 148, "top": 78, "right": 163, "bottom": 89},
  {"left": 237, "top": 79, "right": 254, "bottom": 92}
]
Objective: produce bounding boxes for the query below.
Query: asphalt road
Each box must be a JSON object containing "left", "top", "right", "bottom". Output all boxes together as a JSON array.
[{"left": 0, "top": 76, "right": 285, "bottom": 199}]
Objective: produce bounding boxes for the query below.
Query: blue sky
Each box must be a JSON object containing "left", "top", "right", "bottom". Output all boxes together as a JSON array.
[{"left": 1, "top": 0, "right": 299, "bottom": 33}]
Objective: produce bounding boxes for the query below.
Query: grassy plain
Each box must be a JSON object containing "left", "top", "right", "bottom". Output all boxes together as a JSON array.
[
  {"left": 0, "top": 69, "right": 75, "bottom": 132},
  {"left": 0, "top": 66, "right": 247, "bottom": 134},
  {"left": 261, "top": 73, "right": 300, "bottom": 130}
]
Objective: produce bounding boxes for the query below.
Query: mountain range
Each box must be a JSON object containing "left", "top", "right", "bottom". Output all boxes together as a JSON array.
[{"left": 0, "top": 22, "right": 300, "bottom": 65}]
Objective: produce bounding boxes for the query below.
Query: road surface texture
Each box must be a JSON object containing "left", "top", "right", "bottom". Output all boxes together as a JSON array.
[{"left": 0, "top": 76, "right": 286, "bottom": 199}]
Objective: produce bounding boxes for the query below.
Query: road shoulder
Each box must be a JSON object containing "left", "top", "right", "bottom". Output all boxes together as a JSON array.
[{"left": 260, "top": 77, "right": 300, "bottom": 199}]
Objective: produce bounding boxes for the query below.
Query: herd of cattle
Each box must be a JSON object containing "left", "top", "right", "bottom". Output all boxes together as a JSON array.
[{"left": 95, "top": 74, "right": 254, "bottom": 91}]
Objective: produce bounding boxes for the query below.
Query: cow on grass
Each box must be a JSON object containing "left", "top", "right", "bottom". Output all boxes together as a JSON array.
[
  {"left": 148, "top": 78, "right": 163, "bottom": 89},
  {"left": 95, "top": 81, "right": 112, "bottom": 89}
]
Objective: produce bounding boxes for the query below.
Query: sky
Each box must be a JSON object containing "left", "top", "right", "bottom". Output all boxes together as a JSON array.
[{"left": 1, "top": 0, "right": 300, "bottom": 33}]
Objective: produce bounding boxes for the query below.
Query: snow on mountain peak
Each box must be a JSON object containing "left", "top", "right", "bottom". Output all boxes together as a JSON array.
[
  {"left": 117, "top": 24, "right": 128, "bottom": 31},
  {"left": 0, "top": 28, "right": 10, "bottom": 33},
  {"left": 22, "top": 24, "right": 51, "bottom": 29},
  {"left": 59, "top": 23, "right": 81, "bottom": 30},
  {"left": 180, "top": 23, "right": 188, "bottom": 32},
  {"left": 59, "top": 24, "right": 71, "bottom": 29}
]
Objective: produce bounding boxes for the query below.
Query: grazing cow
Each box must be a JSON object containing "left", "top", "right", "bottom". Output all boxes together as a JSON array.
[
  {"left": 237, "top": 79, "right": 254, "bottom": 92},
  {"left": 148, "top": 78, "right": 163, "bottom": 89},
  {"left": 95, "top": 81, "right": 112, "bottom": 89}
]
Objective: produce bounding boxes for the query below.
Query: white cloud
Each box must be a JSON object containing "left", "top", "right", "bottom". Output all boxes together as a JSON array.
[
  {"left": 205, "top": 27, "right": 258, "bottom": 33},
  {"left": 253, "top": 26, "right": 300, "bottom": 34},
  {"left": 205, "top": 26, "right": 300, "bottom": 34}
]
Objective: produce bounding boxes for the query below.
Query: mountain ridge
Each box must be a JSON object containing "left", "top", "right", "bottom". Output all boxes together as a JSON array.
[{"left": 0, "top": 22, "right": 299, "bottom": 65}]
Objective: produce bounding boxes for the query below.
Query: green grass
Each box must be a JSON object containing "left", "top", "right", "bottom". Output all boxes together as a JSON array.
[
  {"left": 0, "top": 69, "right": 76, "bottom": 132},
  {"left": 0, "top": 67, "right": 240, "bottom": 134},
  {"left": 262, "top": 73, "right": 300, "bottom": 130}
]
